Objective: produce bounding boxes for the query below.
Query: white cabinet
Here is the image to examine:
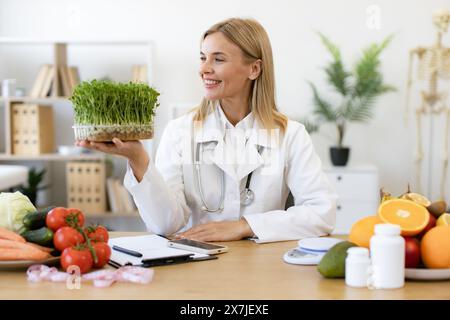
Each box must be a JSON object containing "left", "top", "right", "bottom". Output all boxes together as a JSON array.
[{"left": 324, "top": 165, "right": 379, "bottom": 235}]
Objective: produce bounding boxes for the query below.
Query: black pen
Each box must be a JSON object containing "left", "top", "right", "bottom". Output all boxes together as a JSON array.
[
  {"left": 157, "top": 234, "right": 170, "bottom": 240},
  {"left": 112, "top": 245, "right": 143, "bottom": 258}
]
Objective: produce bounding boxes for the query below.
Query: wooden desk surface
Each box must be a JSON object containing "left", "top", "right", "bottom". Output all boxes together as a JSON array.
[{"left": 1, "top": 232, "right": 449, "bottom": 300}]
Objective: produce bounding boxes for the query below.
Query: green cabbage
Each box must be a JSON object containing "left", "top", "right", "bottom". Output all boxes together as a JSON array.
[{"left": 0, "top": 191, "right": 36, "bottom": 232}]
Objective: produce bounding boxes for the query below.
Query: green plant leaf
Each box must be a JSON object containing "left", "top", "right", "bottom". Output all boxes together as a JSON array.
[
  {"left": 340, "top": 96, "right": 376, "bottom": 122},
  {"left": 317, "top": 32, "right": 341, "bottom": 61},
  {"left": 308, "top": 81, "right": 337, "bottom": 122},
  {"left": 324, "top": 61, "right": 351, "bottom": 96},
  {"left": 298, "top": 117, "right": 320, "bottom": 134},
  {"left": 306, "top": 33, "right": 396, "bottom": 145},
  {"left": 317, "top": 32, "right": 351, "bottom": 96},
  {"left": 352, "top": 34, "right": 395, "bottom": 98}
]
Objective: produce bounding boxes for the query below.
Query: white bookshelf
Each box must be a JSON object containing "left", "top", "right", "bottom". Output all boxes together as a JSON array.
[
  {"left": 0, "top": 152, "right": 105, "bottom": 161},
  {"left": 0, "top": 38, "right": 154, "bottom": 220}
]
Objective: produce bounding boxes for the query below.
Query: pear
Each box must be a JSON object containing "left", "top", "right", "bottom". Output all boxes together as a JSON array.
[
  {"left": 427, "top": 200, "right": 447, "bottom": 218},
  {"left": 379, "top": 188, "right": 393, "bottom": 203},
  {"left": 399, "top": 183, "right": 412, "bottom": 199}
]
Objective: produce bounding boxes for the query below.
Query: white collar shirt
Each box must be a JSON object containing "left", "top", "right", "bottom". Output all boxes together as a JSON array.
[{"left": 216, "top": 104, "right": 255, "bottom": 176}]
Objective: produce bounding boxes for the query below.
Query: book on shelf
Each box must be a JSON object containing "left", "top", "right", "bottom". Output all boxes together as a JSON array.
[
  {"left": 68, "top": 66, "right": 80, "bottom": 90},
  {"left": 30, "top": 64, "right": 51, "bottom": 97},
  {"left": 58, "top": 65, "right": 80, "bottom": 97},
  {"left": 131, "top": 65, "right": 148, "bottom": 83},
  {"left": 39, "top": 65, "right": 55, "bottom": 97},
  {"left": 106, "top": 178, "right": 119, "bottom": 213},
  {"left": 30, "top": 64, "right": 80, "bottom": 98},
  {"left": 106, "top": 177, "right": 136, "bottom": 214},
  {"left": 58, "top": 65, "right": 71, "bottom": 97}
]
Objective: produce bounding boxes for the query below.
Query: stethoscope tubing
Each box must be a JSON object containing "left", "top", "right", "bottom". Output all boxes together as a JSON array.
[
  {"left": 195, "top": 142, "right": 225, "bottom": 212},
  {"left": 192, "top": 109, "right": 262, "bottom": 213}
]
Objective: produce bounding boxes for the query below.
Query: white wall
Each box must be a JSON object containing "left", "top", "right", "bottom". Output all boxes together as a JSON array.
[{"left": 1, "top": 0, "right": 449, "bottom": 203}]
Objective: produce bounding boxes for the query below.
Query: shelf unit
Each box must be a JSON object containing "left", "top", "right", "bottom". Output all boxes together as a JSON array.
[
  {"left": 0, "top": 38, "right": 154, "bottom": 219},
  {"left": 0, "top": 153, "right": 105, "bottom": 161}
]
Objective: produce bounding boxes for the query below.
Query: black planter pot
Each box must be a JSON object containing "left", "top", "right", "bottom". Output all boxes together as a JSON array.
[{"left": 330, "top": 147, "right": 350, "bottom": 166}]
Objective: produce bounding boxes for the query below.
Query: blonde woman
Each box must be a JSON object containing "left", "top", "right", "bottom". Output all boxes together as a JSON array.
[{"left": 77, "top": 18, "right": 337, "bottom": 243}]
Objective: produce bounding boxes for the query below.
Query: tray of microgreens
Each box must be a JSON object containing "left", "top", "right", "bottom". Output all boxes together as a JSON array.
[{"left": 70, "top": 80, "right": 160, "bottom": 142}]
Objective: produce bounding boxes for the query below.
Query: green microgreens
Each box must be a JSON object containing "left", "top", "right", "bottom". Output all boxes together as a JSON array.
[{"left": 70, "top": 80, "right": 160, "bottom": 126}]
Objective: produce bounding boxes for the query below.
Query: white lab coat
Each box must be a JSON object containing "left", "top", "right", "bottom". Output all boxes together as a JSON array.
[{"left": 124, "top": 106, "right": 337, "bottom": 243}]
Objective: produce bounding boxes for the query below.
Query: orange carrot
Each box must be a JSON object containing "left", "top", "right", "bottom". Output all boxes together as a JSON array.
[
  {"left": 0, "top": 239, "right": 46, "bottom": 252},
  {"left": 26, "top": 242, "right": 53, "bottom": 253},
  {"left": 0, "top": 227, "right": 26, "bottom": 243},
  {"left": 0, "top": 248, "right": 50, "bottom": 261}
]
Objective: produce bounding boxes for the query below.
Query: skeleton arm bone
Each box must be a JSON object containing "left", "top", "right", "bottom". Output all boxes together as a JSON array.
[{"left": 440, "top": 108, "right": 450, "bottom": 199}]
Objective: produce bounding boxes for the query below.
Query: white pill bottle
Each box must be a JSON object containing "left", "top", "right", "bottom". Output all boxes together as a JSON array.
[
  {"left": 367, "top": 224, "right": 405, "bottom": 289},
  {"left": 345, "top": 247, "right": 371, "bottom": 288}
]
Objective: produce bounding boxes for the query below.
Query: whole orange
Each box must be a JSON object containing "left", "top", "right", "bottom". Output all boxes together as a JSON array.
[
  {"left": 349, "top": 215, "right": 382, "bottom": 248},
  {"left": 420, "top": 225, "right": 450, "bottom": 268}
]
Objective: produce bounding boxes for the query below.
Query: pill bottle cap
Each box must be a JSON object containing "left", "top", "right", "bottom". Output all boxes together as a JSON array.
[
  {"left": 347, "top": 247, "right": 369, "bottom": 258},
  {"left": 374, "top": 223, "right": 401, "bottom": 236}
]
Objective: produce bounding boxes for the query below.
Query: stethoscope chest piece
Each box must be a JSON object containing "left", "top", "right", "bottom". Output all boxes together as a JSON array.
[
  {"left": 240, "top": 188, "right": 255, "bottom": 206},
  {"left": 193, "top": 112, "right": 263, "bottom": 213}
]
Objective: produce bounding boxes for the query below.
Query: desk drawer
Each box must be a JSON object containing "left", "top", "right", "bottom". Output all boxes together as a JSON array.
[
  {"left": 326, "top": 172, "right": 379, "bottom": 202},
  {"left": 333, "top": 199, "right": 379, "bottom": 235}
]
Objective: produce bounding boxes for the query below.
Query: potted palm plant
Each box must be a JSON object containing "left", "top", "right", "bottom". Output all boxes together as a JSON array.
[
  {"left": 16, "top": 167, "right": 48, "bottom": 206},
  {"left": 304, "top": 33, "right": 396, "bottom": 166}
]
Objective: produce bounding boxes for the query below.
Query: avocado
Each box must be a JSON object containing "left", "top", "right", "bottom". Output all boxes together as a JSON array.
[{"left": 317, "top": 241, "right": 357, "bottom": 278}]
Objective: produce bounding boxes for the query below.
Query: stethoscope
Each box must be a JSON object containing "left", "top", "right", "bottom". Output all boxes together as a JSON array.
[{"left": 193, "top": 111, "right": 262, "bottom": 213}]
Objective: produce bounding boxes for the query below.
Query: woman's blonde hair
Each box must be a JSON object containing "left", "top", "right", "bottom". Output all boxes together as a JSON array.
[{"left": 192, "top": 17, "right": 288, "bottom": 134}]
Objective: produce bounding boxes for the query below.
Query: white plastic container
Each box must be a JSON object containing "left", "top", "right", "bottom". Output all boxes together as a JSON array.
[
  {"left": 2, "top": 79, "right": 16, "bottom": 97},
  {"left": 72, "top": 124, "right": 153, "bottom": 142},
  {"left": 368, "top": 224, "right": 405, "bottom": 289},
  {"left": 345, "top": 247, "right": 370, "bottom": 288}
]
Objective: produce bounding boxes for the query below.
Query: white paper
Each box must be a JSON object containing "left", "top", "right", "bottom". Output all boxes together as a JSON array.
[{"left": 108, "top": 235, "right": 209, "bottom": 266}]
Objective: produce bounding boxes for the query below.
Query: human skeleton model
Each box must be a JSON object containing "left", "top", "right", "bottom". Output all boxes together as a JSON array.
[{"left": 405, "top": 9, "right": 450, "bottom": 200}]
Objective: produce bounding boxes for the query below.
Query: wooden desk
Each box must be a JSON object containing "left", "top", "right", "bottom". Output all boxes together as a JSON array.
[{"left": 1, "top": 232, "right": 449, "bottom": 300}]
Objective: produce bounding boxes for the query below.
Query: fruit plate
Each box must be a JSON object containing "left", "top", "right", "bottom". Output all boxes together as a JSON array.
[
  {"left": 0, "top": 256, "right": 60, "bottom": 270},
  {"left": 405, "top": 268, "right": 450, "bottom": 280}
]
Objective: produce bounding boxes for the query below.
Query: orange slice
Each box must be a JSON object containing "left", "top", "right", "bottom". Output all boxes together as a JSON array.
[
  {"left": 436, "top": 213, "right": 450, "bottom": 226},
  {"left": 402, "top": 193, "right": 431, "bottom": 207},
  {"left": 378, "top": 199, "right": 430, "bottom": 236}
]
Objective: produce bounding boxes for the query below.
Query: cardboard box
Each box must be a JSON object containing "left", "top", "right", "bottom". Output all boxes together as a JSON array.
[
  {"left": 11, "top": 103, "right": 55, "bottom": 155},
  {"left": 66, "top": 161, "right": 106, "bottom": 214}
]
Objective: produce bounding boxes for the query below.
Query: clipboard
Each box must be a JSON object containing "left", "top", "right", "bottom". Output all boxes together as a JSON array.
[
  {"left": 108, "top": 234, "right": 218, "bottom": 268},
  {"left": 141, "top": 253, "right": 194, "bottom": 267}
]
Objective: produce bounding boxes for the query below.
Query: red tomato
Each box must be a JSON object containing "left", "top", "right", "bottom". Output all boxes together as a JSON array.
[
  {"left": 85, "top": 225, "right": 109, "bottom": 243},
  {"left": 46, "top": 207, "right": 85, "bottom": 231},
  {"left": 46, "top": 207, "right": 69, "bottom": 231},
  {"left": 53, "top": 226, "right": 85, "bottom": 252},
  {"left": 66, "top": 208, "right": 85, "bottom": 228},
  {"left": 92, "top": 242, "right": 111, "bottom": 268},
  {"left": 61, "top": 246, "right": 93, "bottom": 274}
]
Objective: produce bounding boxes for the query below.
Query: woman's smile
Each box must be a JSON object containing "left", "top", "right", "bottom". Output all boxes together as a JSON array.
[{"left": 203, "top": 78, "right": 222, "bottom": 89}]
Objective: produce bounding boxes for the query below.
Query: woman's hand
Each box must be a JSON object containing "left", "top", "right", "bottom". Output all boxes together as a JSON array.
[
  {"left": 76, "top": 138, "right": 149, "bottom": 182},
  {"left": 175, "top": 219, "right": 255, "bottom": 242}
]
